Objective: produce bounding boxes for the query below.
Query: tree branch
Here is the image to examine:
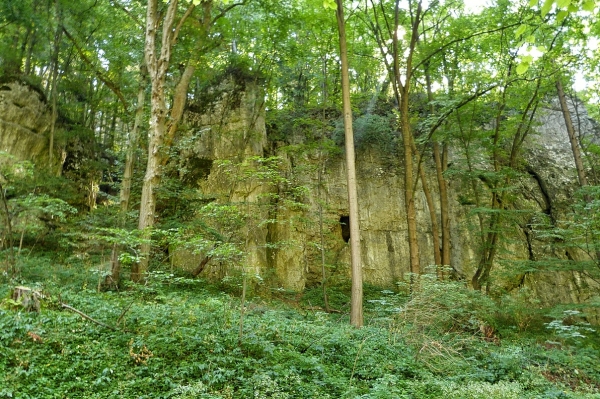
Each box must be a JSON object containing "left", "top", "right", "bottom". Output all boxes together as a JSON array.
[
  {"left": 61, "top": 302, "right": 119, "bottom": 331},
  {"left": 171, "top": 3, "right": 196, "bottom": 47},
  {"left": 108, "top": 0, "right": 144, "bottom": 29},
  {"left": 164, "top": 63, "right": 196, "bottom": 152},
  {"left": 412, "top": 20, "right": 525, "bottom": 74},
  {"left": 62, "top": 27, "right": 129, "bottom": 109},
  {"left": 211, "top": 0, "right": 248, "bottom": 26}
]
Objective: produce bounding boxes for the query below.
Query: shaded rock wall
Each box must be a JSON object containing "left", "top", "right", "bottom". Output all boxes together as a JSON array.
[
  {"left": 171, "top": 79, "right": 271, "bottom": 277},
  {"left": 175, "top": 84, "right": 599, "bottom": 311},
  {"left": 0, "top": 81, "right": 52, "bottom": 166}
]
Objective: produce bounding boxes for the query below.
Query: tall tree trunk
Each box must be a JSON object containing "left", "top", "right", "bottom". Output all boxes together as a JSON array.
[
  {"left": 134, "top": 63, "right": 194, "bottom": 281},
  {"left": 134, "top": 77, "right": 167, "bottom": 281},
  {"left": 425, "top": 67, "right": 451, "bottom": 273},
  {"left": 24, "top": 23, "right": 38, "bottom": 76},
  {"left": 393, "top": 1, "right": 423, "bottom": 277},
  {"left": 105, "top": 102, "right": 119, "bottom": 149},
  {"left": 120, "top": 65, "right": 148, "bottom": 213},
  {"left": 133, "top": 0, "right": 198, "bottom": 282},
  {"left": 556, "top": 79, "right": 588, "bottom": 187},
  {"left": 103, "top": 65, "right": 149, "bottom": 289},
  {"left": 48, "top": 0, "right": 63, "bottom": 170},
  {"left": 319, "top": 56, "right": 330, "bottom": 312},
  {"left": 335, "top": 0, "right": 363, "bottom": 327},
  {"left": 472, "top": 72, "right": 542, "bottom": 291},
  {"left": 435, "top": 143, "right": 451, "bottom": 268},
  {"left": 412, "top": 142, "right": 441, "bottom": 267},
  {"left": 0, "top": 182, "right": 15, "bottom": 276},
  {"left": 400, "top": 94, "right": 420, "bottom": 275}
]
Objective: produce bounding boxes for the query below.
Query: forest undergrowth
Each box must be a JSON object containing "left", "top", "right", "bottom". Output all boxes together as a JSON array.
[{"left": 1, "top": 256, "right": 599, "bottom": 399}]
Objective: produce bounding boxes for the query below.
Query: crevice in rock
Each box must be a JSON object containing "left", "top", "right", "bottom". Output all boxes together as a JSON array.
[
  {"left": 526, "top": 165, "right": 553, "bottom": 220},
  {"left": 385, "top": 230, "right": 394, "bottom": 252}
]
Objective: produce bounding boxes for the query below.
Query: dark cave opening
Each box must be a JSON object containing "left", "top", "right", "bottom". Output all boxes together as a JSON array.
[{"left": 339, "top": 215, "right": 350, "bottom": 243}]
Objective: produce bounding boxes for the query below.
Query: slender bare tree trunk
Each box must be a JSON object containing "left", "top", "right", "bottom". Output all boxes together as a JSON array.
[
  {"left": 393, "top": 1, "right": 423, "bottom": 277},
  {"left": 412, "top": 142, "right": 441, "bottom": 267},
  {"left": 103, "top": 65, "right": 149, "bottom": 289},
  {"left": 48, "top": 0, "right": 63, "bottom": 170},
  {"left": 400, "top": 95, "right": 420, "bottom": 275},
  {"left": 319, "top": 55, "right": 330, "bottom": 312},
  {"left": 120, "top": 65, "right": 148, "bottom": 213},
  {"left": 556, "top": 79, "right": 588, "bottom": 187},
  {"left": 318, "top": 162, "right": 330, "bottom": 312},
  {"left": 0, "top": 182, "right": 15, "bottom": 276},
  {"left": 425, "top": 68, "right": 451, "bottom": 275},
  {"left": 134, "top": 0, "right": 176, "bottom": 282},
  {"left": 335, "top": 0, "right": 363, "bottom": 327},
  {"left": 434, "top": 143, "right": 451, "bottom": 268}
]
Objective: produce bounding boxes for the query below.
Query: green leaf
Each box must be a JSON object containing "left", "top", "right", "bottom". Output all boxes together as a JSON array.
[
  {"left": 516, "top": 61, "right": 530, "bottom": 75},
  {"left": 556, "top": 0, "right": 570, "bottom": 7},
  {"left": 323, "top": 0, "right": 337, "bottom": 10},
  {"left": 556, "top": 10, "right": 568, "bottom": 23},
  {"left": 521, "top": 55, "right": 534, "bottom": 63},
  {"left": 515, "top": 24, "right": 528, "bottom": 38},
  {"left": 526, "top": 35, "right": 536, "bottom": 43},
  {"left": 529, "top": 0, "right": 537, "bottom": 5},
  {"left": 568, "top": 3, "right": 578, "bottom": 11},
  {"left": 541, "top": 0, "right": 553, "bottom": 16},
  {"left": 583, "top": 0, "right": 596, "bottom": 11}
]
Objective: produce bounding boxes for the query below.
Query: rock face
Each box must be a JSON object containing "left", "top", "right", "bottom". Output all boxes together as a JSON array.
[
  {"left": 0, "top": 81, "right": 52, "bottom": 166},
  {"left": 170, "top": 78, "right": 271, "bottom": 278},
  {"left": 175, "top": 82, "right": 599, "bottom": 311},
  {"left": 521, "top": 98, "right": 599, "bottom": 314}
]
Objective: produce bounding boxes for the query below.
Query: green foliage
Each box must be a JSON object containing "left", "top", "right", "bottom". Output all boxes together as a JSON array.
[
  {"left": 266, "top": 106, "right": 340, "bottom": 144},
  {"left": 0, "top": 266, "right": 600, "bottom": 399},
  {"left": 545, "top": 310, "right": 596, "bottom": 340},
  {"left": 0, "top": 154, "right": 80, "bottom": 277},
  {"left": 333, "top": 113, "right": 398, "bottom": 154},
  {"left": 496, "top": 287, "right": 545, "bottom": 333},
  {"left": 0, "top": 262, "right": 599, "bottom": 398},
  {"left": 531, "top": 186, "right": 600, "bottom": 287},
  {"left": 395, "top": 273, "right": 498, "bottom": 336}
]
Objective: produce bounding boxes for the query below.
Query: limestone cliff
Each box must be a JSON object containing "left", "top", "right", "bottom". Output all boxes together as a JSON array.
[
  {"left": 172, "top": 83, "right": 600, "bottom": 311},
  {"left": 0, "top": 80, "right": 52, "bottom": 167}
]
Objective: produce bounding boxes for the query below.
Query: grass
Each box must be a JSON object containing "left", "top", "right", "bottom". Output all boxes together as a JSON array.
[{"left": 0, "top": 259, "right": 599, "bottom": 398}]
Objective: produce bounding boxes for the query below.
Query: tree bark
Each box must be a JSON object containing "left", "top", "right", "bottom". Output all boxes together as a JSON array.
[
  {"left": 424, "top": 64, "right": 451, "bottom": 273},
  {"left": 48, "top": 0, "right": 63, "bottom": 170},
  {"left": 120, "top": 65, "right": 148, "bottom": 213},
  {"left": 556, "top": 79, "right": 588, "bottom": 187},
  {"left": 435, "top": 143, "right": 451, "bottom": 268},
  {"left": 192, "top": 255, "right": 212, "bottom": 277},
  {"left": 0, "top": 182, "right": 15, "bottom": 276},
  {"left": 394, "top": 1, "right": 423, "bottom": 276},
  {"left": 336, "top": 0, "right": 363, "bottom": 327},
  {"left": 472, "top": 71, "right": 542, "bottom": 291},
  {"left": 134, "top": 0, "right": 200, "bottom": 281},
  {"left": 412, "top": 142, "right": 441, "bottom": 267}
]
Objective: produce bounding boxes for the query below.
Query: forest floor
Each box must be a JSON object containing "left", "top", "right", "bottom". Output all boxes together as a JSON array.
[{"left": 1, "top": 258, "right": 600, "bottom": 398}]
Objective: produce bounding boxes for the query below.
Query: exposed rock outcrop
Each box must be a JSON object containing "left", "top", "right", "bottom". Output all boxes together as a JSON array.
[
  {"left": 0, "top": 81, "right": 52, "bottom": 166},
  {"left": 174, "top": 83, "right": 599, "bottom": 313}
]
